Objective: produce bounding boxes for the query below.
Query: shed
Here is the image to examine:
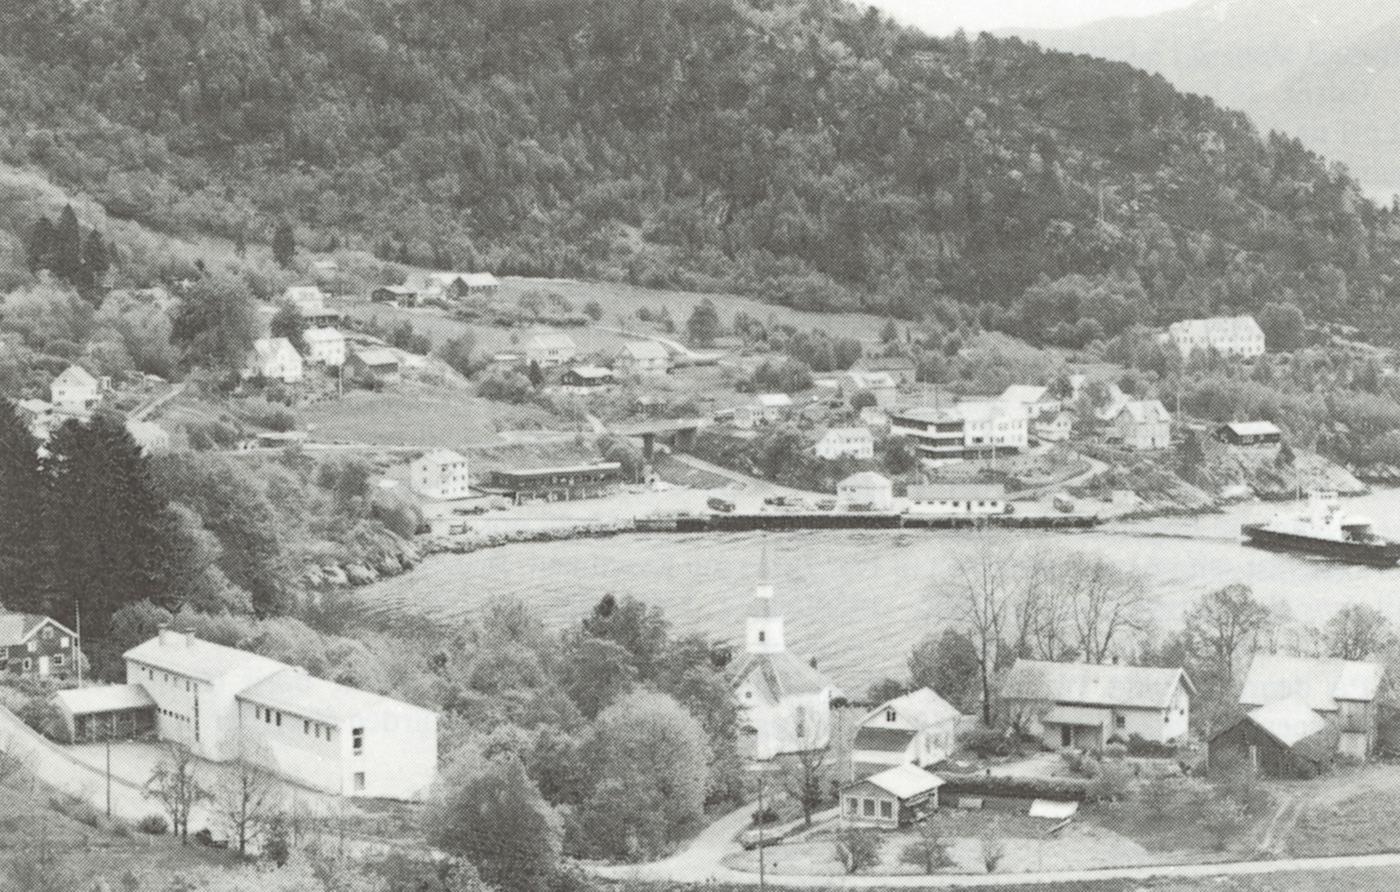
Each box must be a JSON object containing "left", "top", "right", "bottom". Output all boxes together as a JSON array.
[
  {"left": 1208, "top": 698, "right": 1339, "bottom": 779},
  {"left": 841, "top": 763, "right": 943, "bottom": 827},
  {"left": 52, "top": 685, "right": 157, "bottom": 744},
  {"left": 1217, "top": 421, "right": 1283, "bottom": 446},
  {"left": 837, "top": 472, "right": 894, "bottom": 511}
]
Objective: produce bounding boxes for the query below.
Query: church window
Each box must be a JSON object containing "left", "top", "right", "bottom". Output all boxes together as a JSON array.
[{"left": 757, "top": 631, "right": 765, "bottom": 643}]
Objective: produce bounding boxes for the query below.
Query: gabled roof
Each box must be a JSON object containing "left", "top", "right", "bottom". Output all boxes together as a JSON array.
[
  {"left": 303, "top": 327, "right": 344, "bottom": 343},
  {"left": 1116, "top": 399, "right": 1170, "bottom": 423},
  {"left": 52, "top": 365, "right": 98, "bottom": 391},
  {"left": 839, "top": 471, "right": 891, "bottom": 489},
  {"left": 1239, "top": 654, "right": 1384, "bottom": 711},
  {"left": 352, "top": 347, "right": 400, "bottom": 367},
  {"left": 1001, "top": 660, "right": 1193, "bottom": 710},
  {"left": 416, "top": 449, "right": 467, "bottom": 467},
  {"left": 756, "top": 393, "right": 793, "bottom": 408},
  {"left": 1246, "top": 697, "right": 1329, "bottom": 747},
  {"left": 855, "top": 763, "right": 944, "bottom": 799},
  {"left": 527, "top": 332, "right": 577, "bottom": 350},
  {"left": 618, "top": 340, "right": 669, "bottom": 360},
  {"left": 124, "top": 634, "right": 286, "bottom": 685},
  {"left": 0, "top": 612, "right": 76, "bottom": 647},
  {"left": 1001, "top": 385, "right": 1050, "bottom": 404},
  {"left": 237, "top": 667, "right": 436, "bottom": 726},
  {"left": 53, "top": 684, "right": 155, "bottom": 716},
  {"left": 731, "top": 650, "right": 831, "bottom": 703},
  {"left": 852, "top": 726, "right": 917, "bottom": 753},
  {"left": 253, "top": 337, "right": 299, "bottom": 362},
  {"left": 1221, "top": 421, "right": 1281, "bottom": 437},
  {"left": 861, "top": 687, "right": 963, "bottom": 731},
  {"left": 283, "top": 284, "right": 325, "bottom": 304},
  {"left": 566, "top": 365, "right": 614, "bottom": 380},
  {"left": 1168, "top": 315, "right": 1263, "bottom": 339}
]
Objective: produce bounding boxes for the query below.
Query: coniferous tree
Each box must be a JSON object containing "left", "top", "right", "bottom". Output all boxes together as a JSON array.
[
  {"left": 271, "top": 220, "right": 296, "bottom": 268},
  {"left": 52, "top": 204, "right": 83, "bottom": 282},
  {"left": 0, "top": 400, "right": 46, "bottom": 614},
  {"left": 82, "top": 228, "right": 110, "bottom": 293},
  {"left": 42, "top": 413, "right": 166, "bottom": 634},
  {"left": 26, "top": 216, "right": 54, "bottom": 273}
]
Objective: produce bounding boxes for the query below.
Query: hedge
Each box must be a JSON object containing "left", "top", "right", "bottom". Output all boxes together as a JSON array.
[{"left": 939, "top": 773, "right": 1088, "bottom": 802}]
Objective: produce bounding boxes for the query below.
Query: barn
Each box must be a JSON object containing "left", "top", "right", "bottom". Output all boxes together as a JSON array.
[{"left": 1208, "top": 698, "right": 1339, "bottom": 779}]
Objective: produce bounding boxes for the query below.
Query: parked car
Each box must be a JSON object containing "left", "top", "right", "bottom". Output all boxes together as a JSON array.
[{"left": 708, "top": 497, "right": 736, "bottom": 513}]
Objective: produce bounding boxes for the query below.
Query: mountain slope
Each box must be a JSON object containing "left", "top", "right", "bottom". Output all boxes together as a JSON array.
[
  {"left": 1, "top": 0, "right": 1398, "bottom": 337},
  {"left": 1009, "top": 0, "right": 1400, "bottom": 198}
]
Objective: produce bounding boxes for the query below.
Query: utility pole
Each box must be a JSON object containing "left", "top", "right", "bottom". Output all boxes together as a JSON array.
[
  {"left": 105, "top": 734, "right": 112, "bottom": 818},
  {"left": 73, "top": 600, "right": 82, "bottom": 687},
  {"left": 757, "top": 765, "right": 767, "bottom": 892}
]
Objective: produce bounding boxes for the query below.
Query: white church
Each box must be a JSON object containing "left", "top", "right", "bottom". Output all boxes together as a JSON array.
[{"left": 730, "top": 548, "right": 834, "bottom": 761}]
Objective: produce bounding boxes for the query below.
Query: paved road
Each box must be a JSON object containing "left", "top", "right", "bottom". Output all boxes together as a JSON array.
[{"left": 585, "top": 801, "right": 1400, "bottom": 889}]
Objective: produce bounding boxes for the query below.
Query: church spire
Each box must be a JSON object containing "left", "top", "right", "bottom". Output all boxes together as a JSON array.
[{"left": 746, "top": 539, "right": 785, "bottom": 655}]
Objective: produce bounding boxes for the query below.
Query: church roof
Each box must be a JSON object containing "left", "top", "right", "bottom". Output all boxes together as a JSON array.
[{"left": 731, "top": 650, "right": 831, "bottom": 703}]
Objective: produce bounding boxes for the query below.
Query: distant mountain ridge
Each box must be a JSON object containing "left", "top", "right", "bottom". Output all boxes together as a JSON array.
[{"left": 1008, "top": 0, "right": 1400, "bottom": 198}]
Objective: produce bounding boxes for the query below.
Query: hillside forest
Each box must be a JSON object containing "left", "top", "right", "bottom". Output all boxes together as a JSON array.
[{"left": 0, "top": 0, "right": 1398, "bottom": 344}]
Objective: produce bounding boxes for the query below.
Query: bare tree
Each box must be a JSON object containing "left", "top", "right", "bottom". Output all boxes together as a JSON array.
[
  {"left": 1326, "top": 604, "right": 1391, "bottom": 661},
  {"left": 216, "top": 731, "right": 281, "bottom": 856},
  {"left": 1009, "top": 547, "right": 1070, "bottom": 661},
  {"left": 780, "top": 745, "right": 829, "bottom": 828},
  {"left": 943, "top": 534, "right": 1019, "bottom": 724},
  {"left": 1184, "top": 584, "right": 1270, "bottom": 684},
  {"left": 1059, "top": 553, "right": 1149, "bottom": 664},
  {"left": 145, "top": 742, "right": 211, "bottom": 843},
  {"left": 900, "top": 815, "right": 950, "bottom": 873}
]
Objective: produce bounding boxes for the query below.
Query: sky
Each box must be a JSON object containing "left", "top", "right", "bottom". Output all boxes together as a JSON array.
[{"left": 866, "top": 0, "right": 1197, "bottom": 35}]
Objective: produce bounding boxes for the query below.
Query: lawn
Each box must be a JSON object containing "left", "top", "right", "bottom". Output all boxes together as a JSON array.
[
  {"left": 1285, "top": 763, "right": 1400, "bottom": 857},
  {"left": 298, "top": 383, "right": 565, "bottom": 447}
]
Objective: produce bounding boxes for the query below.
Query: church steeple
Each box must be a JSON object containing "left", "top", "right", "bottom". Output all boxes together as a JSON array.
[{"left": 745, "top": 540, "right": 785, "bottom": 654}]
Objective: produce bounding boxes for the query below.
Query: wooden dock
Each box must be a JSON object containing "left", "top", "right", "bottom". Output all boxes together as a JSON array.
[{"left": 639, "top": 513, "right": 1101, "bottom": 533}]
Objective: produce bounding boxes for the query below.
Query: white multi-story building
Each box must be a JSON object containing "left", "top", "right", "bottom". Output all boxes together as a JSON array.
[
  {"left": 246, "top": 337, "right": 304, "bottom": 384},
  {"left": 50, "top": 365, "right": 100, "bottom": 414},
  {"left": 303, "top": 327, "right": 347, "bottom": 367},
  {"left": 1109, "top": 399, "right": 1171, "bottom": 450},
  {"left": 815, "top": 427, "right": 875, "bottom": 460},
  {"left": 615, "top": 340, "right": 670, "bottom": 376},
  {"left": 411, "top": 449, "right": 471, "bottom": 500},
  {"left": 120, "top": 629, "right": 437, "bottom": 799},
  {"left": 890, "top": 401, "right": 1028, "bottom": 462},
  {"left": 1166, "top": 316, "right": 1265, "bottom": 359},
  {"left": 524, "top": 332, "right": 577, "bottom": 367}
]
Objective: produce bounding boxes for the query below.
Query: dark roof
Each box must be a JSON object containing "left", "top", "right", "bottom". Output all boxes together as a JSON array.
[
  {"left": 0, "top": 613, "right": 76, "bottom": 647},
  {"left": 853, "top": 726, "right": 917, "bottom": 753}
]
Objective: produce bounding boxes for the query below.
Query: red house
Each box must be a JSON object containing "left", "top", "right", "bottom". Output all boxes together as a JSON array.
[{"left": 0, "top": 612, "right": 81, "bottom": 680}]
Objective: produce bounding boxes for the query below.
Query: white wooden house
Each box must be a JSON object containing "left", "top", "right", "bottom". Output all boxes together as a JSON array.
[
  {"left": 410, "top": 449, "right": 471, "bottom": 501},
  {"left": 50, "top": 365, "right": 100, "bottom": 414},
  {"left": 246, "top": 337, "right": 304, "bottom": 384},
  {"left": 303, "top": 327, "right": 347, "bottom": 367},
  {"left": 836, "top": 472, "right": 893, "bottom": 511},
  {"left": 1000, "top": 659, "right": 1193, "bottom": 750},
  {"left": 524, "top": 332, "right": 577, "bottom": 368},
  {"left": 815, "top": 427, "right": 875, "bottom": 460},
  {"left": 852, "top": 688, "right": 965, "bottom": 779}
]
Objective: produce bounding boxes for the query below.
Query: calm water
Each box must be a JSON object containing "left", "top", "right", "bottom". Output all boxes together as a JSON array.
[{"left": 356, "top": 489, "right": 1400, "bottom": 692}]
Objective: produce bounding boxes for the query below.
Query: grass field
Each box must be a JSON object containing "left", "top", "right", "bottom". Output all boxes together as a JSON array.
[{"left": 299, "top": 383, "right": 565, "bottom": 447}]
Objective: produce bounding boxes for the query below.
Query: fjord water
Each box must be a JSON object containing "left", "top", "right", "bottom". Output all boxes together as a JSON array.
[{"left": 358, "top": 489, "right": 1400, "bottom": 692}]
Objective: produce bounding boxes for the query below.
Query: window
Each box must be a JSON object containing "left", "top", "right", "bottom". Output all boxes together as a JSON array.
[
  {"left": 22, "top": 659, "right": 32, "bottom": 672},
  {"left": 352, "top": 727, "right": 364, "bottom": 755},
  {"left": 59, "top": 637, "right": 68, "bottom": 648},
  {"left": 885, "top": 709, "right": 896, "bottom": 722},
  {"left": 27, "top": 641, "right": 36, "bottom": 653},
  {"left": 275, "top": 711, "right": 282, "bottom": 727},
  {"left": 847, "top": 798, "right": 859, "bottom": 816},
  {"left": 862, "top": 799, "right": 875, "bottom": 817},
  {"left": 52, "top": 654, "right": 64, "bottom": 667},
  {"left": 305, "top": 720, "right": 311, "bottom": 735},
  {"left": 1115, "top": 715, "right": 1126, "bottom": 730},
  {"left": 353, "top": 772, "right": 365, "bottom": 792},
  {"left": 757, "top": 631, "right": 765, "bottom": 643},
  {"left": 879, "top": 801, "right": 893, "bottom": 819}
]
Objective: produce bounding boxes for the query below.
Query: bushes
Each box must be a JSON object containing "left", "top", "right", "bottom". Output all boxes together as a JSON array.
[
  {"left": 939, "top": 773, "right": 1089, "bottom": 802},
  {"left": 137, "top": 814, "right": 169, "bottom": 835}
]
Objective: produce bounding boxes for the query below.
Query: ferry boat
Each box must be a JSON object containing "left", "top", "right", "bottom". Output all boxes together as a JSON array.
[{"left": 1241, "top": 490, "right": 1400, "bottom": 566}]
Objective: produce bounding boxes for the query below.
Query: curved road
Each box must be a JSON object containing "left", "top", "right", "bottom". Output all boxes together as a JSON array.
[{"left": 586, "top": 802, "right": 1400, "bottom": 889}]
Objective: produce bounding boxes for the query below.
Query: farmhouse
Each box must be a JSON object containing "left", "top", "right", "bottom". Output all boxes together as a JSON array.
[
  {"left": 732, "top": 550, "right": 833, "bottom": 761},
  {"left": 837, "top": 471, "right": 894, "bottom": 511},
  {"left": 484, "top": 462, "right": 622, "bottom": 505},
  {"left": 1001, "top": 660, "right": 1193, "bottom": 750},
  {"left": 561, "top": 366, "right": 615, "bottom": 389},
  {"left": 525, "top": 332, "right": 577, "bottom": 367},
  {"left": 1238, "top": 654, "right": 1384, "bottom": 758},
  {"left": 1166, "top": 315, "right": 1265, "bottom": 359},
  {"left": 1107, "top": 399, "right": 1171, "bottom": 450},
  {"left": 409, "top": 271, "right": 500, "bottom": 299},
  {"left": 121, "top": 629, "right": 437, "bottom": 799},
  {"left": 1217, "top": 421, "right": 1282, "bottom": 446},
  {"left": 283, "top": 285, "right": 339, "bottom": 325},
  {"left": 347, "top": 348, "right": 401, "bottom": 386},
  {"left": 303, "top": 327, "right": 347, "bottom": 367},
  {"left": 246, "top": 337, "right": 304, "bottom": 384},
  {"left": 815, "top": 427, "right": 875, "bottom": 460},
  {"left": 841, "top": 764, "right": 943, "bottom": 828},
  {"left": 1000, "top": 384, "right": 1059, "bottom": 418},
  {"left": 1208, "top": 698, "right": 1339, "bottom": 779},
  {"left": 852, "top": 687, "right": 964, "bottom": 779},
  {"left": 614, "top": 340, "right": 670, "bottom": 375},
  {"left": 906, "top": 483, "right": 1007, "bottom": 516},
  {"left": 852, "top": 355, "right": 916, "bottom": 386},
  {"left": 0, "top": 612, "right": 80, "bottom": 680},
  {"left": 50, "top": 364, "right": 100, "bottom": 414},
  {"left": 371, "top": 285, "right": 419, "bottom": 305},
  {"left": 410, "top": 449, "right": 471, "bottom": 501},
  {"left": 1033, "top": 409, "right": 1075, "bottom": 443}
]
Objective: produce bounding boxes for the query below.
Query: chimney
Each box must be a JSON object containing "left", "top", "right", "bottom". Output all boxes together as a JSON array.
[
  {"left": 158, "top": 623, "right": 173, "bottom": 646},
  {"left": 183, "top": 628, "right": 196, "bottom": 648}
]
